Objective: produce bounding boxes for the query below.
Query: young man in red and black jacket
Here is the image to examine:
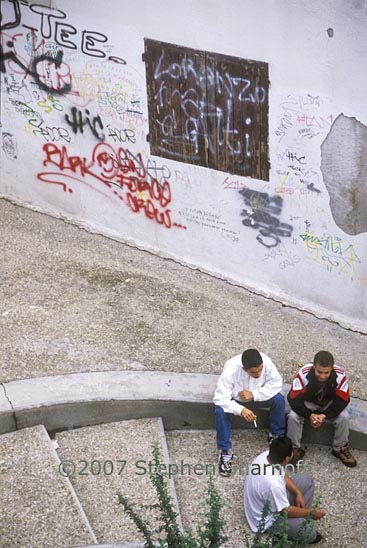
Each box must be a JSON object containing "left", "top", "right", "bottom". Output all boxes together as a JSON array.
[{"left": 287, "top": 350, "right": 357, "bottom": 467}]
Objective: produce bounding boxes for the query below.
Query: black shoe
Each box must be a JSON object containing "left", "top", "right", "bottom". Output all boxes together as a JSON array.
[
  {"left": 218, "top": 452, "right": 233, "bottom": 477},
  {"left": 310, "top": 531, "right": 322, "bottom": 544},
  {"left": 268, "top": 433, "right": 280, "bottom": 444}
]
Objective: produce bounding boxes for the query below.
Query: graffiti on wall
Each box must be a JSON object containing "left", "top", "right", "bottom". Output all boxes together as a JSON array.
[
  {"left": 1, "top": 0, "right": 145, "bottom": 143},
  {"left": 1, "top": 0, "right": 126, "bottom": 75},
  {"left": 37, "top": 142, "right": 186, "bottom": 230},
  {"left": 178, "top": 207, "right": 240, "bottom": 243},
  {"left": 300, "top": 233, "right": 366, "bottom": 284},
  {"left": 65, "top": 106, "right": 105, "bottom": 140},
  {"left": 239, "top": 188, "right": 293, "bottom": 248},
  {"left": 273, "top": 92, "right": 335, "bottom": 206},
  {"left": 275, "top": 93, "right": 333, "bottom": 142},
  {"left": 2, "top": 131, "right": 17, "bottom": 159},
  {"left": 145, "top": 38, "right": 269, "bottom": 179},
  {"left": 262, "top": 243, "right": 301, "bottom": 271}
]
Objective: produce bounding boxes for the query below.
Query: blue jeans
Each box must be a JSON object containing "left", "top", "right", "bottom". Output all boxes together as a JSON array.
[{"left": 215, "top": 393, "right": 286, "bottom": 450}]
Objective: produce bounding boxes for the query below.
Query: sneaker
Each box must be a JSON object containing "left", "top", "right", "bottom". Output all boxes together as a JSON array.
[
  {"left": 332, "top": 443, "right": 357, "bottom": 468},
  {"left": 290, "top": 447, "right": 306, "bottom": 466},
  {"left": 268, "top": 433, "right": 280, "bottom": 444},
  {"left": 310, "top": 531, "right": 322, "bottom": 544},
  {"left": 218, "top": 452, "right": 233, "bottom": 477}
]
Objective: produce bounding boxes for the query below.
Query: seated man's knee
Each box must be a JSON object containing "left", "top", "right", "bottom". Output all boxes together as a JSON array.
[
  {"left": 270, "top": 392, "right": 285, "bottom": 409},
  {"left": 288, "top": 410, "right": 303, "bottom": 424},
  {"left": 215, "top": 405, "right": 231, "bottom": 423},
  {"left": 333, "top": 409, "right": 350, "bottom": 425}
]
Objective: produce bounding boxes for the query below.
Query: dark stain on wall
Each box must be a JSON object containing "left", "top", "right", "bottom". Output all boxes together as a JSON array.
[{"left": 321, "top": 113, "right": 367, "bottom": 235}]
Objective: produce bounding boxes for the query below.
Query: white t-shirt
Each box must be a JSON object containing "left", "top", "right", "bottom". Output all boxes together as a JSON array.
[{"left": 244, "top": 450, "right": 289, "bottom": 532}]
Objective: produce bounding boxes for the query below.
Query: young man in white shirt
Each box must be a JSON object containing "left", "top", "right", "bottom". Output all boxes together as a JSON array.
[
  {"left": 213, "top": 348, "right": 286, "bottom": 476},
  {"left": 244, "top": 436, "right": 325, "bottom": 543}
]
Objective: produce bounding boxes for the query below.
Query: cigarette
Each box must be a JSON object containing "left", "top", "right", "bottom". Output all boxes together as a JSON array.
[{"left": 253, "top": 420, "right": 257, "bottom": 428}]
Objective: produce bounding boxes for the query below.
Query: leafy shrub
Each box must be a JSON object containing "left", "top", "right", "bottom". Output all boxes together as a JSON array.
[{"left": 118, "top": 444, "right": 228, "bottom": 548}]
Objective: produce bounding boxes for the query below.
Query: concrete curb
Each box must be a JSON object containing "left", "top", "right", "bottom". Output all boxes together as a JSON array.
[
  {"left": 1, "top": 371, "right": 366, "bottom": 449},
  {"left": 0, "top": 383, "right": 16, "bottom": 432}
]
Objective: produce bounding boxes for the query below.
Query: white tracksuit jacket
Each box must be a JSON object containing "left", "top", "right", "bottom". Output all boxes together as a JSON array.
[{"left": 213, "top": 352, "right": 283, "bottom": 416}]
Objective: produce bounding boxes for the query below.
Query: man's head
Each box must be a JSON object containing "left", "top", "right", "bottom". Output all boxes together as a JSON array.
[
  {"left": 313, "top": 350, "right": 334, "bottom": 383},
  {"left": 268, "top": 436, "right": 293, "bottom": 465},
  {"left": 241, "top": 349, "right": 263, "bottom": 378}
]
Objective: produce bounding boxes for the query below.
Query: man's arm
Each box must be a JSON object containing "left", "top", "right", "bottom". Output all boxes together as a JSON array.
[
  {"left": 283, "top": 475, "right": 325, "bottom": 519},
  {"left": 287, "top": 369, "right": 313, "bottom": 419},
  {"left": 284, "top": 475, "right": 305, "bottom": 508},
  {"left": 251, "top": 360, "right": 283, "bottom": 401},
  {"left": 213, "top": 364, "right": 244, "bottom": 416},
  {"left": 323, "top": 397, "right": 349, "bottom": 421},
  {"left": 284, "top": 506, "right": 326, "bottom": 520},
  {"left": 323, "top": 369, "right": 350, "bottom": 420}
]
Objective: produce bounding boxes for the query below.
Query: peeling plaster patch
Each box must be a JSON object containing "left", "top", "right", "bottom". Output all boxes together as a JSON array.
[{"left": 321, "top": 113, "right": 367, "bottom": 235}]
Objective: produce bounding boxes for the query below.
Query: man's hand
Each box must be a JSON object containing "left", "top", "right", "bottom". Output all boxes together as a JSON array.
[
  {"left": 241, "top": 407, "right": 257, "bottom": 422},
  {"left": 238, "top": 389, "right": 253, "bottom": 401},
  {"left": 295, "top": 492, "right": 305, "bottom": 508},
  {"left": 311, "top": 507, "right": 326, "bottom": 520},
  {"left": 309, "top": 413, "right": 325, "bottom": 429}
]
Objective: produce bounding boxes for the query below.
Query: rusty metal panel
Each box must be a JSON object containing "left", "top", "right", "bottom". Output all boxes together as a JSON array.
[{"left": 145, "top": 39, "right": 269, "bottom": 180}]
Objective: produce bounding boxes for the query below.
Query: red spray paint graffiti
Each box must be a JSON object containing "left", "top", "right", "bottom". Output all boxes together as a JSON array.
[{"left": 37, "top": 143, "right": 187, "bottom": 229}]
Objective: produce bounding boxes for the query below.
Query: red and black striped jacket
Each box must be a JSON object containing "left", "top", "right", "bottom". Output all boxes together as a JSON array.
[{"left": 287, "top": 364, "right": 350, "bottom": 421}]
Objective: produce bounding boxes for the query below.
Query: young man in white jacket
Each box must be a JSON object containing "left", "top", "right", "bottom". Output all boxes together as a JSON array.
[{"left": 213, "top": 348, "right": 286, "bottom": 476}]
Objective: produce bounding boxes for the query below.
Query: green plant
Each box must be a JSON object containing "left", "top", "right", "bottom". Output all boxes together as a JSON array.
[
  {"left": 118, "top": 444, "right": 228, "bottom": 548},
  {"left": 197, "top": 472, "right": 228, "bottom": 548},
  {"left": 244, "top": 495, "right": 322, "bottom": 548}
]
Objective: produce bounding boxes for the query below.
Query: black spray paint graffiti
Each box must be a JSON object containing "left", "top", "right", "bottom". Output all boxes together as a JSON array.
[
  {"left": 239, "top": 188, "right": 293, "bottom": 248},
  {"left": 107, "top": 125, "right": 136, "bottom": 144},
  {"left": 0, "top": 0, "right": 21, "bottom": 31},
  {"left": 65, "top": 107, "right": 105, "bottom": 141},
  {"left": 1, "top": 0, "right": 126, "bottom": 64},
  {"left": 0, "top": 43, "right": 72, "bottom": 95}
]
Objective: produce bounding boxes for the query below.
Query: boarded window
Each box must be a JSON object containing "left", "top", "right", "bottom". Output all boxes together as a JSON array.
[{"left": 144, "top": 39, "right": 269, "bottom": 180}]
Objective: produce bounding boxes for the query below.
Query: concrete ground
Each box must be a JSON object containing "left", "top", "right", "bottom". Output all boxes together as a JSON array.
[{"left": 1, "top": 198, "right": 366, "bottom": 398}]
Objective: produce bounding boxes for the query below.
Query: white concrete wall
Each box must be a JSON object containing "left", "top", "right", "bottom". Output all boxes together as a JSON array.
[{"left": 1, "top": 0, "right": 367, "bottom": 332}]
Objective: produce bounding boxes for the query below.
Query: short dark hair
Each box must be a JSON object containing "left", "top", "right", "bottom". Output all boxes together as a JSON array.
[
  {"left": 241, "top": 349, "right": 262, "bottom": 370},
  {"left": 313, "top": 350, "right": 334, "bottom": 368},
  {"left": 269, "top": 436, "right": 293, "bottom": 465}
]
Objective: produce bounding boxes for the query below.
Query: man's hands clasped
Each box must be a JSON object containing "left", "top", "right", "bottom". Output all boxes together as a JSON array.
[{"left": 309, "top": 413, "right": 326, "bottom": 429}]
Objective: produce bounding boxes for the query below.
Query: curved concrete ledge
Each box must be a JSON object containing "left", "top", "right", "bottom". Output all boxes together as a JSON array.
[{"left": 1, "top": 371, "right": 367, "bottom": 450}]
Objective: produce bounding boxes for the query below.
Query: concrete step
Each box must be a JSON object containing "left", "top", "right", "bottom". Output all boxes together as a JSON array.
[
  {"left": 56, "top": 417, "right": 181, "bottom": 546},
  {"left": 0, "top": 424, "right": 96, "bottom": 548},
  {"left": 165, "top": 429, "right": 367, "bottom": 548},
  {"left": 165, "top": 429, "right": 255, "bottom": 547}
]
